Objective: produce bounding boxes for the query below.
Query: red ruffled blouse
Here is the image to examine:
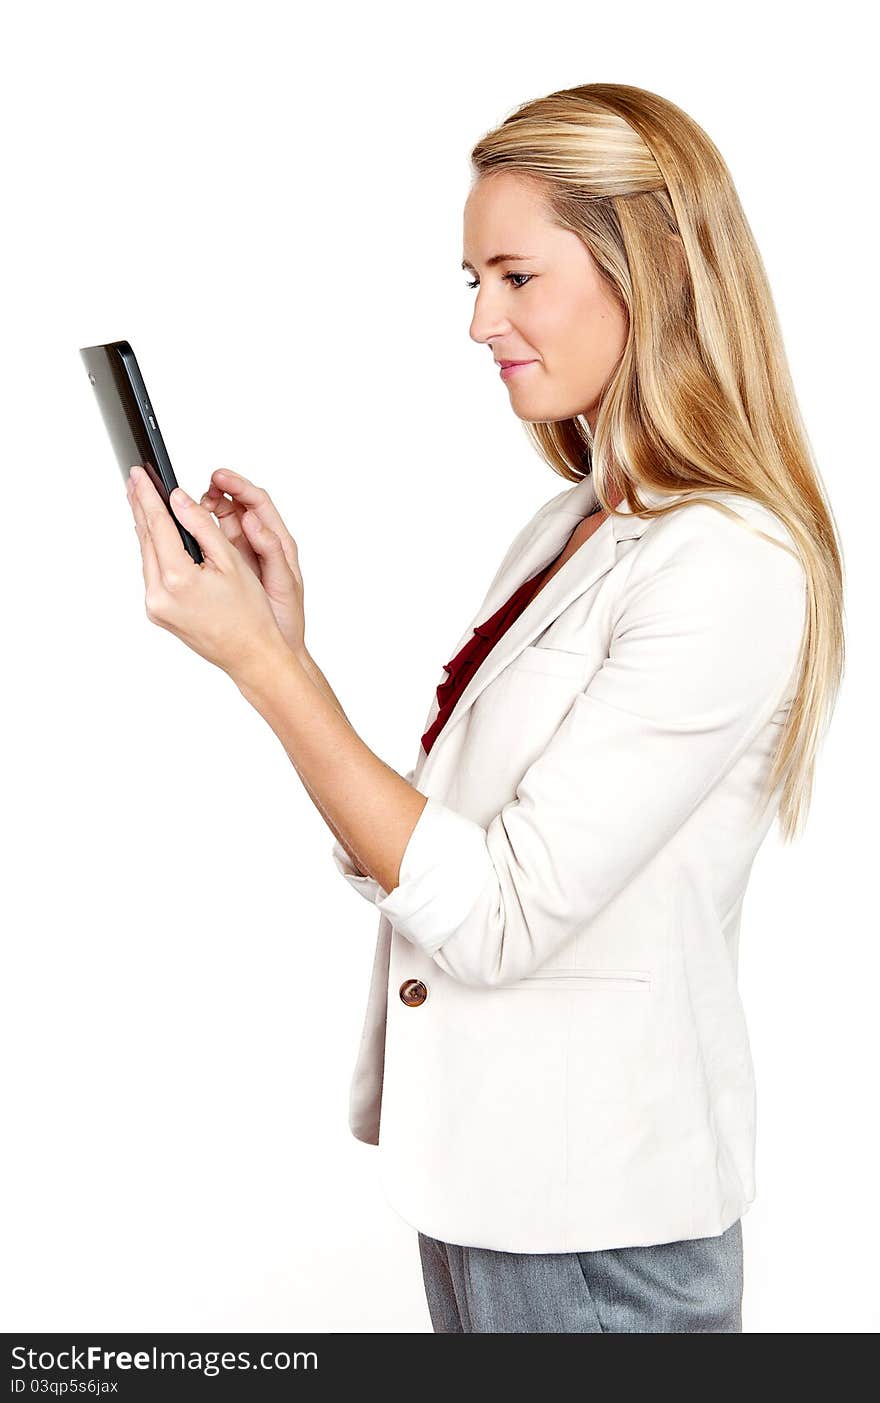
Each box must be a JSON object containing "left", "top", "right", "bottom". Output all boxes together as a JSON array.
[{"left": 420, "top": 481, "right": 625, "bottom": 757}]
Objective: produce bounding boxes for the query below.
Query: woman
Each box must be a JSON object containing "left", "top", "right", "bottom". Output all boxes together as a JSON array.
[{"left": 126, "top": 83, "right": 844, "bottom": 1332}]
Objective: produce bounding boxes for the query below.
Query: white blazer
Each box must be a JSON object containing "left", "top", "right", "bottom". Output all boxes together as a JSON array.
[{"left": 332, "top": 472, "right": 807, "bottom": 1253}]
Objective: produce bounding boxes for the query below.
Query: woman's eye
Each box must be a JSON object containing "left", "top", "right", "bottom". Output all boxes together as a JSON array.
[{"left": 465, "top": 272, "right": 534, "bottom": 291}]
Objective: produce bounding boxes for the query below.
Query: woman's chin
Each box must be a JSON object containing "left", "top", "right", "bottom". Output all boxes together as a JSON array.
[{"left": 508, "top": 397, "right": 567, "bottom": 424}]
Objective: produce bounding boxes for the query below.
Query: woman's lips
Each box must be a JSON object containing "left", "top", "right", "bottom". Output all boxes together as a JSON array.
[{"left": 499, "top": 360, "right": 537, "bottom": 379}]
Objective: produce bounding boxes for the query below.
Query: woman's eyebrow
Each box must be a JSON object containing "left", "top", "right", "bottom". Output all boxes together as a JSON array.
[{"left": 461, "top": 253, "right": 533, "bottom": 271}]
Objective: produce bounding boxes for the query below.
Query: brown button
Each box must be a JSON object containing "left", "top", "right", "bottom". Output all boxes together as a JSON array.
[{"left": 399, "top": 978, "right": 428, "bottom": 1007}]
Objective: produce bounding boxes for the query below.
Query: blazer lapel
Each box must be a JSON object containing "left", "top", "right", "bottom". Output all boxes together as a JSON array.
[{"left": 413, "top": 476, "right": 674, "bottom": 788}]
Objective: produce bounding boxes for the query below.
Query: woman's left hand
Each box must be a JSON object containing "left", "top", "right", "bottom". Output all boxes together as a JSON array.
[{"left": 126, "top": 463, "right": 292, "bottom": 681}]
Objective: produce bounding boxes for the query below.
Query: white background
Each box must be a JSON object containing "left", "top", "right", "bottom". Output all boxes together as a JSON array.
[{"left": 2, "top": 0, "right": 875, "bottom": 1334}]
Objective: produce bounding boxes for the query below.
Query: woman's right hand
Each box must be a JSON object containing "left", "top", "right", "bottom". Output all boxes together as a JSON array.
[{"left": 199, "top": 468, "right": 306, "bottom": 657}]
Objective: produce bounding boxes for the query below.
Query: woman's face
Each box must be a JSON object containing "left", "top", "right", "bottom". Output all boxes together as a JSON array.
[{"left": 462, "top": 172, "right": 628, "bottom": 433}]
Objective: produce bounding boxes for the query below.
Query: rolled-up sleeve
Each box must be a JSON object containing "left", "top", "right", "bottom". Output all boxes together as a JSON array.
[
  {"left": 369, "top": 515, "right": 808, "bottom": 987},
  {"left": 331, "top": 839, "right": 390, "bottom": 904}
]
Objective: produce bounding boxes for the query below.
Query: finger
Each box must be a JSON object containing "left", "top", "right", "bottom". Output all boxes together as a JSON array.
[
  {"left": 201, "top": 485, "right": 247, "bottom": 532},
  {"left": 201, "top": 486, "right": 236, "bottom": 519},
  {"left": 127, "top": 466, "right": 162, "bottom": 596},
  {"left": 165, "top": 482, "right": 231, "bottom": 569},
  {"left": 208, "top": 470, "right": 300, "bottom": 575},
  {"left": 131, "top": 466, "right": 226, "bottom": 576},
  {"left": 209, "top": 470, "right": 285, "bottom": 531},
  {"left": 210, "top": 467, "right": 263, "bottom": 498},
  {"left": 199, "top": 488, "right": 262, "bottom": 573},
  {"left": 241, "top": 512, "right": 299, "bottom": 595}
]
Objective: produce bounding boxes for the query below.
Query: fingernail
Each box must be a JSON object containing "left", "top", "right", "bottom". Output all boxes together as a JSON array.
[{"left": 172, "top": 487, "right": 190, "bottom": 504}]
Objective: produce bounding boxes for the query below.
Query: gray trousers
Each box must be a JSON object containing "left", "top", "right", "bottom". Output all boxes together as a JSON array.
[{"left": 418, "top": 1218, "right": 743, "bottom": 1333}]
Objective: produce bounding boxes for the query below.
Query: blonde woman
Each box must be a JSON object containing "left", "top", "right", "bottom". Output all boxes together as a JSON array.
[{"left": 127, "top": 83, "right": 844, "bottom": 1333}]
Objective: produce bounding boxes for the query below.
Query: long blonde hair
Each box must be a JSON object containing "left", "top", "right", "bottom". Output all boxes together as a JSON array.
[{"left": 470, "top": 83, "right": 845, "bottom": 842}]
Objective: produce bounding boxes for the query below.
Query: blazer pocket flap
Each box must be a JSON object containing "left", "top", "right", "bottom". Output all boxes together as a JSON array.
[
  {"left": 511, "top": 645, "right": 590, "bottom": 679},
  {"left": 500, "top": 967, "right": 653, "bottom": 992}
]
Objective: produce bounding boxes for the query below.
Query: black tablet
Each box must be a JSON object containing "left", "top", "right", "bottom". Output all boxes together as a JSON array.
[{"left": 79, "top": 339, "right": 204, "bottom": 565}]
